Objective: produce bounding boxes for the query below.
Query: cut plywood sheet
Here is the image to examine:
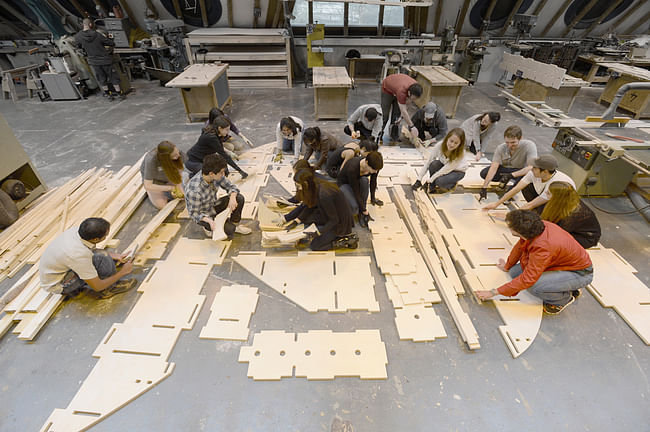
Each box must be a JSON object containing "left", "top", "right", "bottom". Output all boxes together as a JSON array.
[
  {"left": 371, "top": 235, "right": 417, "bottom": 275},
  {"left": 387, "top": 254, "right": 441, "bottom": 305},
  {"left": 492, "top": 291, "right": 543, "bottom": 358},
  {"left": 133, "top": 223, "right": 181, "bottom": 266},
  {"left": 234, "top": 251, "right": 379, "bottom": 313},
  {"left": 257, "top": 199, "right": 285, "bottom": 231},
  {"left": 238, "top": 329, "right": 388, "bottom": 380},
  {"left": 394, "top": 304, "right": 446, "bottom": 342},
  {"left": 93, "top": 323, "right": 183, "bottom": 359},
  {"left": 242, "top": 201, "right": 259, "bottom": 220},
  {"left": 269, "top": 164, "right": 295, "bottom": 195},
  {"left": 200, "top": 285, "right": 259, "bottom": 341},
  {"left": 237, "top": 173, "right": 269, "bottom": 203},
  {"left": 164, "top": 237, "right": 231, "bottom": 266}
]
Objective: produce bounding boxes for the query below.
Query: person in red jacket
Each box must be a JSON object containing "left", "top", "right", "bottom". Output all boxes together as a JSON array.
[
  {"left": 476, "top": 209, "right": 593, "bottom": 315},
  {"left": 380, "top": 73, "right": 423, "bottom": 141}
]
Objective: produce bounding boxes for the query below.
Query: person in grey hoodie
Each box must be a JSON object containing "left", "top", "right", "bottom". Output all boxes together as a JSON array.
[{"left": 74, "top": 18, "right": 124, "bottom": 100}]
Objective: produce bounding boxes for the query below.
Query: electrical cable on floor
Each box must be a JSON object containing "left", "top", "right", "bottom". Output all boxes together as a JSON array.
[{"left": 584, "top": 184, "right": 650, "bottom": 215}]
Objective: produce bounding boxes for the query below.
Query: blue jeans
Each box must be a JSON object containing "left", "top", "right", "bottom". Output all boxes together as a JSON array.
[
  {"left": 509, "top": 264, "right": 594, "bottom": 306},
  {"left": 61, "top": 250, "right": 117, "bottom": 296},
  {"left": 282, "top": 138, "right": 294, "bottom": 153},
  {"left": 427, "top": 160, "right": 465, "bottom": 190},
  {"left": 340, "top": 176, "right": 369, "bottom": 214}
]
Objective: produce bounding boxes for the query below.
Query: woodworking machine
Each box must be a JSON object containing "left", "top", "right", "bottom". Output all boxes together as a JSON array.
[{"left": 551, "top": 127, "right": 650, "bottom": 196}]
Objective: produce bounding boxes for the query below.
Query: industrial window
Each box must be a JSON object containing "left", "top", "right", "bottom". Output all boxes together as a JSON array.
[
  {"left": 291, "top": 1, "right": 344, "bottom": 26},
  {"left": 383, "top": 5, "right": 405, "bottom": 27},
  {"left": 291, "top": 1, "right": 404, "bottom": 28},
  {"left": 348, "top": 4, "right": 379, "bottom": 27},
  {"left": 563, "top": 0, "right": 634, "bottom": 29}
]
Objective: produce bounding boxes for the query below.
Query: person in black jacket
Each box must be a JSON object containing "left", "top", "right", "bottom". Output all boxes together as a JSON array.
[
  {"left": 185, "top": 116, "right": 248, "bottom": 178},
  {"left": 74, "top": 18, "right": 124, "bottom": 100},
  {"left": 540, "top": 181, "right": 601, "bottom": 249},
  {"left": 410, "top": 102, "right": 448, "bottom": 145},
  {"left": 288, "top": 168, "right": 357, "bottom": 250},
  {"left": 302, "top": 127, "right": 342, "bottom": 170},
  {"left": 337, "top": 151, "right": 383, "bottom": 228},
  {"left": 325, "top": 139, "right": 377, "bottom": 179}
]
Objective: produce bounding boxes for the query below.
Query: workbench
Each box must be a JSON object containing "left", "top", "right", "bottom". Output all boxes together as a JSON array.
[
  {"left": 570, "top": 54, "right": 622, "bottom": 84},
  {"left": 409, "top": 66, "right": 468, "bottom": 118},
  {"left": 598, "top": 63, "right": 650, "bottom": 119},
  {"left": 165, "top": 63, "right": 231, "bottom": 123},
  {"left": 313, "top": 66, "right": 352, "bottom": 120},
  {"left": 512, "top": 75, "right": 589, "bottom": 113},
  {"left": 347, "top": 55, "right": 384, "bottom": 83}
]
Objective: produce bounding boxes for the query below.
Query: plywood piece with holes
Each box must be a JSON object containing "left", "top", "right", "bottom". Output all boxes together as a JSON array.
[
  {"left": 268, "top": 164, "right": 295, "bottom": 195},
  {"left": 238, "top": 330, "right": 387, "bottom": 380},
  {"left": 371, "top": 234, "right": 417, "bottom": 275},
  {"left": 238, "top": 173, "right": 269, "bottom": 203},
  {"left": 257, "top": 199, "right": 285, "bottom": 231},
  {"left": 133, "top": 223, "right": 181, "bottom": 266},
  {"left": 384, "top": 279, "right": 405, "bottom": 309},
  {"left": 39, "top": 354, "right": 174, "bottom": 432},
  {"left": 394, "top": 304, "right": 447, "bottom": 342},
  {"left": 367, "top": 203, "right": 409, "bottom": 236},
  {"left": 164, "top": 237, "right": 231, "bottom": 266},
  {"left": 233, "top": 251, "right": 379, "bottom": 313},
  {"left": 93, "top": 323, "right": 183, "bottom": 359},
  {"left": 380, "top": 146, "right": 424, "bottom": 162},
  {"left": 491, "top": 291, "right": 543, "bottom": 357},
  {"left": 387, "top": 254, "right": 441, "bottom": 305},
  {"left": 199, "top": 285, "right": 259, "bottom": 341},
  {"left": 587, "top": 247, "right": 650, "bottom": 344},
  {"left": 125, "top": 291, "right": 206, "bottom": 331},
  {"left": 242, "top": 201, "right": 259, "bottom": 220}
]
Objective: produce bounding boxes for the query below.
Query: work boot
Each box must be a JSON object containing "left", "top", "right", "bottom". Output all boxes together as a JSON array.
[
  {"left": 99, "top": 279, "right": 137, "bottom": 299},
  {"left": 332, "top": 234, "right": 359, "bottom": 250}
]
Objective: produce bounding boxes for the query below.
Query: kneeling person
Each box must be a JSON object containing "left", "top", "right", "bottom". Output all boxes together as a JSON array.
[
  {"left": 476, "top": 210, "right": 593, "bottom": 315},
  {"left": 337, "top": 151, "right": 384, "bottom": 227},
  {"left": 412, "top": 127, "right": 467, "bottom": 194},
  {"left": 185, "top": 154, "right": 251, "bottom": 238},
  {"left": 39, "top": 217, "right": 135, "bottom": 299}
]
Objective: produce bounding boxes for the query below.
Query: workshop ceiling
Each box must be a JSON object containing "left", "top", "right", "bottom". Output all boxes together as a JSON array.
[
  {"left": 159, "top": 0, "right": 223, "bottom": 27},
  {"left": 469, "top": 0, "right": 535, "bottom": 30},
  {"left": 563, "top": 0, "right": 634, "bottom": 29}
]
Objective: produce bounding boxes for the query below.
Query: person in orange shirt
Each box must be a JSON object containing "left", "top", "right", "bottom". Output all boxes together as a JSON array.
[
  {"left": 380, "top": 73, "right": 423, "bottom": 142},
  {"left": 476, "top": 210, "right": 593, "bottom": 315}
]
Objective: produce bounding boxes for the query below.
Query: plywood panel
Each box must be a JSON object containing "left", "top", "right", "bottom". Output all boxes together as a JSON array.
[
  {"left": 394, "top": 304, "right": 446, "bottom": 342},
  {"left": 199, "top": 285, "right": 259, "bottom": 341}
]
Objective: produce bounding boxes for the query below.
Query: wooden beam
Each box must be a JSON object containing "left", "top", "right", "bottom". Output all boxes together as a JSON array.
[
  {"left": 532, "top": 0, "right": 549, "bottom": 15},
  {"left": 308, "top": 0, "right": 313, "bottom": 24},
  {"left": 420, "top": 5, "right": 428, "bottom": 33},
  {"left": 625, "top": 9, "right": 650, "bottom": 34},
  {"left": 0, "top": 0, "right": 41, "bottom": 31},
  {"left": 198, "top": 0, "right": 209, "bottom": 27},
  {"left": 171, "top": 0, "right": 182, "bottom": 18},
  {"left": 562, "top": 0, "right": 599, "bottom": 37},
  {"left": 117, "top": 0, "right": 137, "bottom": 27},
  {"left": 540, "top": 0, "right": 572, "bottom": 37},
  {"left": 227, "top": 0, "right": 233, "bottom": 27},
  {"left": 272, "top": 1, "right": 282, "bottom": 27},
  {"left": 67, "top": 0, "right": 87, "bottom": 16},
  {"left": 378, "top": 4, "right": 384, "bottom": 36},
  {"left": 143, "top": 0, "right": 159, "bottom": 19},
  {"left": 478, "top": 0, "right": 498, "bottom": 36},
  {"left": 434, "top": 0, "right": 443, "bottom": 34},
  {"left": 265, "top": 0, "right": 278, "bottom": 27},
  {"left": 343, "top": 1, "right": 349, "bottom": 36},
  {"left": 454, "top": 0, "right": 470, "bottom": 35},
  {"left": 254, "top": 0, "right": 261, "bottom": 28},
  {"left": 499, "top": 0, "right": 525, "bottom": 36},
  {"left": 580, "top": 0, "right": 625, "bottom": 37},
  {"left": 0, "top": 15, "right": 28, "bottom": 36},
  {"left": 610, "top": 0, "right": 640, "bottom": 31}
]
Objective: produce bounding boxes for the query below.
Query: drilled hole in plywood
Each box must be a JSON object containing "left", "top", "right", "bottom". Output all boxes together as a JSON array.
[
  {"left": 355, "top": 349, "right": 361, "bottom": 355},
  {"left": 135, "top": 379, "right": 141, "bottom": 383},
  {"left": 280, "top": 350, "right": 286, "bottom": 356},
  {"left": 330, "top": 350, "right": 336, "bottom": 356},
  {"left": 414, "top": 314, "right": 420, "bottom": 319},
  {"left": 254, "top": 350, "right": 261, "bottom": 356},
  {"left": 304, "top": 350, "right": 311, "bottom": 356},
  {"left": 146, "top": 380, "right": 152, "bottom": 384}
]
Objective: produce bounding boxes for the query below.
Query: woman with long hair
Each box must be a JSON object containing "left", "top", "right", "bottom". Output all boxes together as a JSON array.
[
  {"left": 287, "top": 168, "right": 357, "bottom": 250},
  {"left": 207, "top": 107, "right": 253, "bottom": 157},
  {"left": 276, "top": 116, "right": 304, "bottom": 160},
  {"left": 460, "top": 111, "right": 500, "bottom": 161},
  {"left": 540, "top": 181, "right": 601, "bottom": 248},
  {"left": 140, "top": 140, "right": 186, "bottom": 209},
  {"left": 186, "top": 116, "right": 248, "bottom": 178},
  {"left": 412, "top": 128, "right": 468, "bottom": 194},
  {"left": 302, "top": 126, "right": 342, "bottom": 170}
]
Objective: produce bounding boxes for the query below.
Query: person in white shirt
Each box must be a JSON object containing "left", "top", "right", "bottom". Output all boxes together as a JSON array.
[
  {"left": 411, "top": 128, "right": 469, "bottom": 194},
  {"left": 39, "top": 218, "right": 135, "bottom": 299},
  {"left": 276, "top": 116, "right": 304, "bottom": 160},
  {"left": 344, "top": 104, "right": 383, "bottom": 143},
  {"left": 483, "top": 154, "right": 576, "bottom": 212}
]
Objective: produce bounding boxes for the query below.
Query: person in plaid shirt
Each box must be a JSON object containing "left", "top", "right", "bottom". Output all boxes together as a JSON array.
[{"left": 185, "top": 154, "right": 251, "bottom": 238}]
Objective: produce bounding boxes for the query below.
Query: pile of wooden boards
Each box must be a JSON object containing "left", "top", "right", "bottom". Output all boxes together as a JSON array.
[{"left": 0, "top": 158, "right": 150, "bottom": 341}]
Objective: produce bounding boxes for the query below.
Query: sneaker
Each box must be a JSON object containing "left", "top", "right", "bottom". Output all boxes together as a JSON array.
[
  {"left": 235, "top": 224, "right": 252, "bottom": 235},
  {"left": 203, "top": 227, "right": 213, "bottom": 238},
  {"left": 99, "top": 278, "right": 137, "bottom": 299},
  {"left": 571, "top": 290, "right": 581, "bottom": 300},
  {"left": 543, "top": 296, "right": 575, "bottom": 315}
]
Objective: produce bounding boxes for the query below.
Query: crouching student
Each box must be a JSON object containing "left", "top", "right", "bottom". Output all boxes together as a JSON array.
[
  {"left": 286, "top": 168, "right": 358, "bottom": 250},
  {"left": 412, "top": 128, "right": 467, "bottom": 194},
  {"left": 302, "top": 126, "right": 342, "bottom": 170},
  {"left": 337, "top": 151, "right": 384, "bottom": 228},
  {"left": 141, "top": 140, "right": 186, "bottom": 209}
]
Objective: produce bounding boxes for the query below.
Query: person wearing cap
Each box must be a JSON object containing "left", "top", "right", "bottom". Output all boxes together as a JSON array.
[
  {"left": 409, "top": 102, "right": 448, "bottom": 146},
  {"left": 482, "top": 154, "right": 575, "bottom": 212},
  {"left": 478, "top": 125, "right": 538, "bottom": 202},
  {"left": 344, "top": 104, "right": 383, "bottom": 142},
  {"left": 380, "top": 73, "right": 423, "bottom": 142},
  {"left": 476, "top": 209, "right": 593, "bottom": 315},
  {"left": 460, "top": 112, "right": 500, "bottom": 161}
]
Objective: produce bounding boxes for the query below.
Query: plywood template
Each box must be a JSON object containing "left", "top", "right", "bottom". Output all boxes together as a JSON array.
[
  {"left": 133, "top": 223, "right": 180, "bottom": 266},
  {"left": 500, "top": 53, "right": 567, "bottom": 89},
  {"left": 39, "top": 237, "right": 225, "bottom": 432},
  {"left": 199, "top": 285, "right": 259, "bottom": 341},
  {"left": 238, "top": 329, "right": 388, "bottom": 380},
  {"left": 233, "top": 251, "right": 379, "bottom": 313},
  {"left": 371, "top": 234, "right": 418, "bottom": 275},
  {"left": 241, "top": 201, "right": 258, "bottom": 220},
  {"left": 386, "top": 254, "right": 442, "bottom": 305},
  {"left": 212, "top": 208, "right": 232, "bottom": 241},
  {"left": 238, "top": 173, "right": 269, "bottom": 204},
  {"left": 268, "top": 163, "right": 296, "bottom": 195},
  {"left": 394, "top": 304, "right": 446, "bottom": 342},
  {"left": 587, "top": 247, "right": 650, "bottom": 344},
  {"left": 418, "top": 192, "right": 543, "bottom": 358},
  {"left": 257, "top": 199, "right": 287, "bottom": 231}
]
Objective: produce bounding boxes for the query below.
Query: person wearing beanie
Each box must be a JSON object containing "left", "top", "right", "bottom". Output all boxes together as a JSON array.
[{"left": 482, "top": 154, "right": 575, "bottom": 213}]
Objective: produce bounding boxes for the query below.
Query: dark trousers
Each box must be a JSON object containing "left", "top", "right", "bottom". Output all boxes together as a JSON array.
[
  {"left": 380, "top": 92, "right": 400, "bottom": 132},
  {"left": 310, "top": 230, "right": 339, "bottom": 251},
  {"left": 468, "top": 142, "right": 477, "bottom": 155},
  {"left": 340, "top": 176, "right": 369, "bottom": 214},
  {"left": 479, "top": 165, "right": 525, "bottom": 186},
  {"left": 197, "top": 193, "right": 245, "bottom": 234},
  {"left": 344, "top": 123, "right": 373, "bottom": 140},
  {"left": 61, "top": 250, "right": 117, "bottom": 297},
  {"left": 185, "top": 159, "right": 202, "bottom": 177},
  {"left": 427, "top": 160, "right": 465, "bottom": 190}
]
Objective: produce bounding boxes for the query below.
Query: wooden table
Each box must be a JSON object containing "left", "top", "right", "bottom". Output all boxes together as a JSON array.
[
  {"left": 598, "top": 63, "right": 650, "bottom": 119},
  {"left": 409, "top": 66, "right": 468, "bottom": 118},
  {"left": 347, "top": 55, "right": 384, "bottom": 83},
  {"left": 165, "top": 64, "right": 231, "bottom": 123},
  {"left": 313, "top": 66, "right": 352, "bottom": 120},
  {"left": 512, "top": 75, "right": 589, "bottom": 113},
  {"left": 1, "top": 64, "right": 38, "bottom": 102},
  {"left": 571, "top": 54, "right": 622, "bottom": 84}
]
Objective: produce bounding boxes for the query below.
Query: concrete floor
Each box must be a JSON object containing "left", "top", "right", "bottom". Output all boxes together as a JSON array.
[{"left": 0, "top": 78, "right": 649, "bottom": 432}]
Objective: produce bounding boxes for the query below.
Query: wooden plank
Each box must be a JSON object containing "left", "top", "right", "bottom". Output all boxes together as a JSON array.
[
  {"left": 455, "top": 0, "right": 471, "bottom": 35},
  {"left": 122, "top": 199, "right": 180, "bottom": 259},
  {"left": 227, "top": 0, "right": 233, "bottom": 27},
  {"left": 198, "top": 0, "right": 209, "bottom": 27},
  {"left": 133, "top": 223, "right": 181, "bottom": 266},
  {"left": 394, "top": 304, "right": 446, "bottom": 342},
  {"left": 498, "top": 0, "right": 525, "bottom": 36}
]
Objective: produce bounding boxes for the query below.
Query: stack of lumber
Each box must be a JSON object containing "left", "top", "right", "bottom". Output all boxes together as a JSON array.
[{"left": 0, "top": 158, "right": 149, "bottom": 341}]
